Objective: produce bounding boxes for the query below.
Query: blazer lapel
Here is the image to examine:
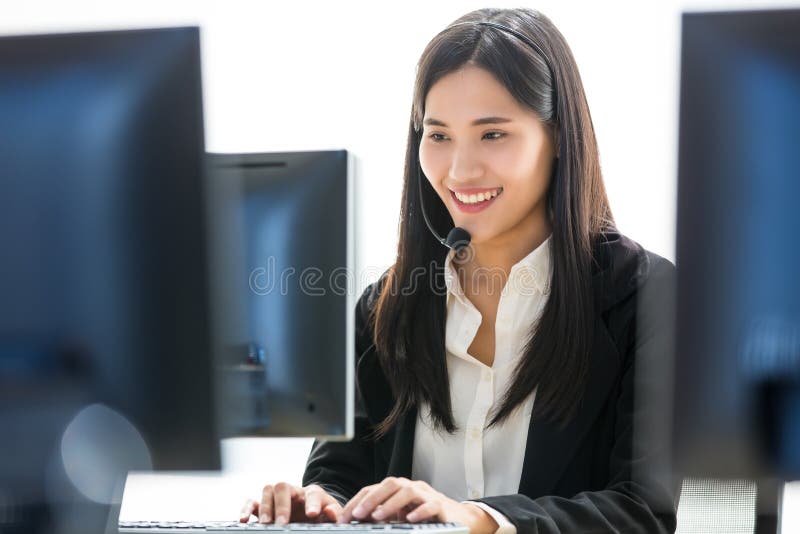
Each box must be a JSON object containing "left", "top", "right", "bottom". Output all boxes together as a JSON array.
[
  {"left": 355, "top": 344, "right": 417, "bottom": 479},
  {"left": 517, "top": 232, "right": 643, "bottom": 496},
  {"left": 386, "top": 406, "right": 417, "bottom": 478},
  {"left": 517, "top": 302, "right": 622, "bottom": 497}
]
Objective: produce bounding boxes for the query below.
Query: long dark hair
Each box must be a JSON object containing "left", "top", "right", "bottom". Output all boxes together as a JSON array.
[{"left": 370, "top": 8, "right": 615, "bottom": 437}]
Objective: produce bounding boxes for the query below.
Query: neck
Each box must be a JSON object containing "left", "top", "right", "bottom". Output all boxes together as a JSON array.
[{"left": 455, "top": 213, "right": 552, "bottom": 295}]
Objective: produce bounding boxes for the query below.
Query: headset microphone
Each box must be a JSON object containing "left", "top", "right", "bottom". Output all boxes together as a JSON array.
[{"left": 417, "top": 165, "right": 472, "bottom": 252}]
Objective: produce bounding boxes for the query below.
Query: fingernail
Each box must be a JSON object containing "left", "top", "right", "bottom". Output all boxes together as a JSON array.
[
  {"left": 307, "top": 505, "right": 319, "bottom": 515},
  {"left": 353, "top": 506, "right": 365, "bottom": 519},
  {"left": 260, "top": 514, "right": 269, "bottom": 523},
  {"left": 276, "top": 515, "right": 287, "bottom": 525},
  {"left": 372, "top": 508, "right": 386, "bottom": 520}
]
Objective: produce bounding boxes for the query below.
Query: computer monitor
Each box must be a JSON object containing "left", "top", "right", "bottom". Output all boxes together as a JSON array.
[
  {"left": 207, "top": 150, "right": 356, "bottom": 440},
  {"left": 674, "top": 9, "right": 800, "bottom": 483},
  {"left": 0, "top": 27, "right": 218, "bottom": 533}
]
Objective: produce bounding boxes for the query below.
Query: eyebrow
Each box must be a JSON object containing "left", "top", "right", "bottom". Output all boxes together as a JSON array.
[{"left": 422, "top": 116, "right": 513, "bottom": 127}]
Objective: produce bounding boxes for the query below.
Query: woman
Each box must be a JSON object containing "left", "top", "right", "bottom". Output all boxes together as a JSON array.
[{"left": 241, "top": 7, "right": 678, "bottom": 533}]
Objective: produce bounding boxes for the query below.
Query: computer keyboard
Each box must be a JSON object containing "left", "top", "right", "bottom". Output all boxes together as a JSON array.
[{"left": 117, "top": 521, "right": 469, "bottom": 533}]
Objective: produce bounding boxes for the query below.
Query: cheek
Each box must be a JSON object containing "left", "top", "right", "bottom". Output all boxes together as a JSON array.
[
  {"left": 419, "top": 143, "right": 444, "bottom": 171},
  {"left": 498, "top": 142, "right": 552, "bottom": 192},
  {"left": 491, "top": 139, "right": 535, "bottom": 174},
  {"left": 418, "top": 145, "right": 450, "bottom": 193}
]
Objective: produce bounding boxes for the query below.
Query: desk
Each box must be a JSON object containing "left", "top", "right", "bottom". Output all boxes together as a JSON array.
[
  {"left": 121, "top": 438, "right": 800, "bottom": 532},
  {"left": 120, "top": 438, "right": 313, "bottom": 522}
]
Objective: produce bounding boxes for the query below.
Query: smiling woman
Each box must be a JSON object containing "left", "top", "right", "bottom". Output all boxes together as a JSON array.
[{"left": 244, "top": 7, "right": 679, "bottom": 534}]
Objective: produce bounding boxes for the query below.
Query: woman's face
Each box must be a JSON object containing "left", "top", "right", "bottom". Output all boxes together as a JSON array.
[{"left": 419, "top": 65, "right": 556, "bottom": 248}]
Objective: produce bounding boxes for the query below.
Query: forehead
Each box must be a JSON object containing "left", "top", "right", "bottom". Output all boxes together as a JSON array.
[{"left": 424, "top": 65, "right": 528, "bottom": 122}]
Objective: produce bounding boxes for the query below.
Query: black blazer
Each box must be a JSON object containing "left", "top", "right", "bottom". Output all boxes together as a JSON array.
[{"left": 303, "top": 231, "right": 679, "bottom": 533}]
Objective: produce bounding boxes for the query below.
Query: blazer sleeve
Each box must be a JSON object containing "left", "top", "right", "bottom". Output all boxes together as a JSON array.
[
  {"left": 471, "top": 256, "right": 679, "bottom": 534},
  {"left": 301, "top": 281, "right": 382, "bottom": 506}
]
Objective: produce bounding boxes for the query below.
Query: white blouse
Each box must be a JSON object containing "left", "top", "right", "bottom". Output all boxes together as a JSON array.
[{"left": 411, "top": 234, "right": 552, "bottom": 534}]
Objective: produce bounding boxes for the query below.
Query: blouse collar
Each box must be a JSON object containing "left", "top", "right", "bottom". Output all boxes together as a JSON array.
[{"left": 443, "top": 233, "right": 552, "bottom": 307}]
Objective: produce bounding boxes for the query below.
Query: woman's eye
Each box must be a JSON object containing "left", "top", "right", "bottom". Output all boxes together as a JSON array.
[{"left": 428, "top": 132, "right": 505, "bottom": 142}]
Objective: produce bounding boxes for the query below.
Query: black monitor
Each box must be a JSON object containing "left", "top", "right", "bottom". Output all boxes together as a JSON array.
[
  {"left": 0, "top": 27, "right": 218, "bottom": 533},
  {"left": 207, "top": 150, "right": 356, "bottom": 440},
  {"left": 674, "top": 9, "right": 800, "bottom": 484}
]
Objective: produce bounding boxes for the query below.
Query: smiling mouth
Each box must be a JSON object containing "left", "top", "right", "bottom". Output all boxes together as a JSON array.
[{"left": 451, "top": 187, "right": 503, "bottom": 205}]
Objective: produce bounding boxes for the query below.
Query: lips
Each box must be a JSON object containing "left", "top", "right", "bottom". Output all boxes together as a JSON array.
[
  {"left": 449, "top": 187, "right": 503, "bottom": 213},
  {"left": 452, "top": 187, "right": 503, "bottom": 204}
]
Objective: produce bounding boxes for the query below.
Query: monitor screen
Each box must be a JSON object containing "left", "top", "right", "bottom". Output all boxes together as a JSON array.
[
  {"left": 0, "top": 26, "right": 219, "bottom": 532},
  {"left": 674, "top": 9, "right": 800, "bottom": 480},
  {"left": 207, "top": 150, "right": 356, "bottom": 440}
]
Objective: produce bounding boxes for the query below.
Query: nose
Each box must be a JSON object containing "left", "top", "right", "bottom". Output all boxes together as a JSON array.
[{"left": 449, "top": 146, "right": 484, "bottom": 183}]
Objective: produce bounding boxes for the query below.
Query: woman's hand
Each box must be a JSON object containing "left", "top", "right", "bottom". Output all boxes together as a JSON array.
[
  {"left": 339, "top": 477, "right": 498, "bottom": 534},
  {"left": 240, "top": 483, "right": 344, "bottom": 524}
]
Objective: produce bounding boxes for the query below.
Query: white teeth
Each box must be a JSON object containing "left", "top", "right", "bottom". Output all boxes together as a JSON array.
[{"left": 454, "top": 188, "right": 502, "bottom": 204}]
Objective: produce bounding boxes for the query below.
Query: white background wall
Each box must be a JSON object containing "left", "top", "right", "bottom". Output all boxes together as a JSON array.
[{"left": 3, "top": 0, "right": 799, "bottom": 529}]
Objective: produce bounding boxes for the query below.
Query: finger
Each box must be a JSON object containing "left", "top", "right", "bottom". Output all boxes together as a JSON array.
[
  {"left": 398, "top": 503, "right": 418, "bottom": 522},
  {"left": 370, "top": 486, "right": 418, "bottom": 521},
  {"left": 340, "top": 485, "right": 373, "bottom": 523},
  {"left": 304, "top": 485, "right": 324, "bottom": 518},
  {"left": 322, "top": 501, "right": 344, "bottom": 523},
  {"left": 351, "top": 478, "right": 405, "bottom": 521},
  {"left": 240, "top": 499, "right": 258, "bottom": 523},
  {"left": 273, "top": 482, "right": 300, "bottom": 525},
  {"left": 406, "top": 501, "right": 442, "bottom": 523},
  {"left": 316, "top": 490, "right": 344, "bottom": 522},
  {"left": 259, "top": 486, "right": 275, "bottom": 523}
]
